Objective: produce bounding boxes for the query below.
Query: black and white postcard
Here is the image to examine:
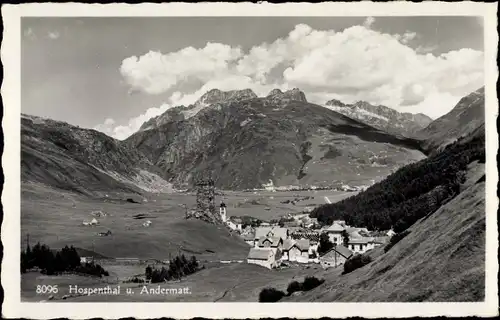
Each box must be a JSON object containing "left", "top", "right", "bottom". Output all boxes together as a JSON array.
[{"left": 1, "top": 2, "right": 498, "bottom": 319}]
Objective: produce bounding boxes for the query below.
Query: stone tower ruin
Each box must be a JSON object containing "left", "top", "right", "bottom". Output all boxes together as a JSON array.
[
  {"left": 186, "top": 177, "right": 222, "bottom": 224},
  {"left": 196, "top": 178, "right": 216, "bottom": 216}
]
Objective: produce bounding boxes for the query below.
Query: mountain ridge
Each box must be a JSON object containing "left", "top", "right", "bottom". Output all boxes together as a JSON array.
[
  {"left": 21, "top": 114, "right": 174, "bottom": 196},
  {"left": 25, "top": 85, "right": 488, "bottom": 194},
  {"left": 418, "top": 86, "right": 485, "bottom": 153},
  {"left": 324, "top": 99, "right": 433, "bottom": 137},
  {"left": 125, "top": 89, "right": 425, "bottom": 190}
]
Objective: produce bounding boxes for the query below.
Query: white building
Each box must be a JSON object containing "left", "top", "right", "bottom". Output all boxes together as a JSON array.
[
  {"left": 282, "top": 239, "right": 310, "bottom": 263},
  {"left": 348, "top": 238, "right": 371, "bottom": 254},
  {"left": 227, "top": 217, "right": 243, "bottom": 231},
  {"left": 323, "top": 223, "right": 345, "bottom": 245},
  {"left": 247, "top": 247, "right": 280, "bottom": 269}
]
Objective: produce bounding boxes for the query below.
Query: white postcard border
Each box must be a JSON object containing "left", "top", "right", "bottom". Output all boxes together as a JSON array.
[{"left": 1, "top": 2, "right": 498, "bottom": 319}]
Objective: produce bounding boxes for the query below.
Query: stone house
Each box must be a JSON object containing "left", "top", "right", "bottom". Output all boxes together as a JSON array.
[{"left": 319, "top": 245, "right": 353, "bottom": 269}]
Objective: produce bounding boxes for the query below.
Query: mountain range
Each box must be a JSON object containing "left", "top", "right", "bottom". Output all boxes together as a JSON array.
[
  {"left": 21, "top": 86, "right": 485, "bottom": 194},
  {"left": 324, "top": 99, "right": 433, "bottom": 137}
]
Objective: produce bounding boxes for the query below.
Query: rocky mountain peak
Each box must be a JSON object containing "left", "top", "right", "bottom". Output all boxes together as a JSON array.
[
  {"left": 267, "top": 88, "right": 283, "bottom": 97},
  {"left": 286, "top": 88, "right": 308, "bottom": 102},
  {"left": 265, "top": 88, "right": 308, "bottom": 103},
  {"left": 324, "top": 98, "right": 433, "bottom": 137},
  {"left": 326, "top": 99, "right": 348, "bottom": 108},
  {"left": 353, "top": 101, "right": 374, "bottom": 109},
  {"left": 195, "top": 88, "right": 257, "bottom": 106}
]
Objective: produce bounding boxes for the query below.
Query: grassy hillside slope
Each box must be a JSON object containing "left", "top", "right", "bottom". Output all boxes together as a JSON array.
[
  {"left": 21, "top": 114, "right": 173, "bottom": 196},
  {"left": 289, "top": 163, "right": 485, "bottom": 302},
  {"left": 22, "top": 183, "right": 249, "bottom": 261}
]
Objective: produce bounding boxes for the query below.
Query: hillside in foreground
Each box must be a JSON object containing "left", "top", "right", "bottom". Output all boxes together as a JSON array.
[
  {"left": 296, "top": 122, "right": 486, "bottom": 302},
  {"left": 289, "top": 160, "right": 485, "bottom": 302}
]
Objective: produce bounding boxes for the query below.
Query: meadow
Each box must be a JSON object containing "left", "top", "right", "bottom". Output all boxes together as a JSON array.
[
  {"left": 22, "top": 262, "right": 329, "bottom": 302},
  {"left": 21, "top": 182, "right": 353, "bottom": 301}
]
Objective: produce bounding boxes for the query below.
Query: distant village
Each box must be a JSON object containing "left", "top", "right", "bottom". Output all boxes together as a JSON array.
[{"left": 219, "top": 202, "right": 395, "bottom": 270}]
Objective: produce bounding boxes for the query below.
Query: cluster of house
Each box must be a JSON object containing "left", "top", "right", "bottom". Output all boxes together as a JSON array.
[
  {"left": 217, "top": 201, "right": 394, "bottom": 270},
  {"left": 244, "top": 221, "right": 393, "bottom": 270}
]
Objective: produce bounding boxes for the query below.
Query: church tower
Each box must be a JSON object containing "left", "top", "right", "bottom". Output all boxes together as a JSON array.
[{"left": 219, "top": 201, "right": 227, "bottom": 223}]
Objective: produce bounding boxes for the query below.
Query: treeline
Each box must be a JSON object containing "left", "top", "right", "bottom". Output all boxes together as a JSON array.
[
  {"left": 21, "top": 242, "right": 109, "bottom": 277},
  {"left": 145, "top": 254, "right": 200, "bottom": 283},
  {"left": 311, "top": 134, "right": 485, "bottom": 233}
]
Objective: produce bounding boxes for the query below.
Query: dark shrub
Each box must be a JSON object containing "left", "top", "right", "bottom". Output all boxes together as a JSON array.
[
  {"left": 145, "top": 265, "right": 153, "bottom": 280},
  {"left": 259, "top": 287, "right": 285, "bottom": 302},
  {"left": 76, "top": 262, "right": 109, "bottom": 277},
  {"left": 343, "top": 254, "right": 373, "bottom": 275},
  {"left": 147, "top": 254, "right": 200, "bottom": 283},
  {"left": 301, "top": 276, "right": 325, "bottom": 291},
  {"left": 286, "top": 281, "right": 303, "bottom": 295},
  {"left": 384, "top": 230, "right": 411, "bottom": 253}
]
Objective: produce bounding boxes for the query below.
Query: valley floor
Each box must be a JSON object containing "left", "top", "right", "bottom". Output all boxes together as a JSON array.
[{"left": 21, "top": 182, "right": 352, "bottom": 302}]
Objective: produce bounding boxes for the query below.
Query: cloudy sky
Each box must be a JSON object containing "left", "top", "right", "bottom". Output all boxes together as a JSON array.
[{"left": 22, "top": 16, "right": 484, "bottom": 140}]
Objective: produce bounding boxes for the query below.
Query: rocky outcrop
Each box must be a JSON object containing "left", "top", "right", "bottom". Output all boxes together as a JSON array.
[
  {"left": 324, "top": 99, "right": 433, "bottom": 137},
  {"left": 196, "top": 88, "right": 258, "bottom": 106},
  {"left": 265, "top": 88, "right": 308, "bottom": 107}
]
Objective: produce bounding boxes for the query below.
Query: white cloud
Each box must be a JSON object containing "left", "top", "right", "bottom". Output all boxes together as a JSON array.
[
  {"left": 48, "top": 31, "right": 60, "bottom": 40},
  {"left": 363, "top": 16, "right": 376, "bottom": 28},
  {"left": 97, "top": 22, "right": 484, "bottom": 140},
  {"left": 120, "top": 43, "right": 243, "bottom": 95},
  {"left": 93, "top": 104, "right": 175, "bottom": 140},
  {"left": 401, "top": 31, "right": 417, "bottom": 44}
]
